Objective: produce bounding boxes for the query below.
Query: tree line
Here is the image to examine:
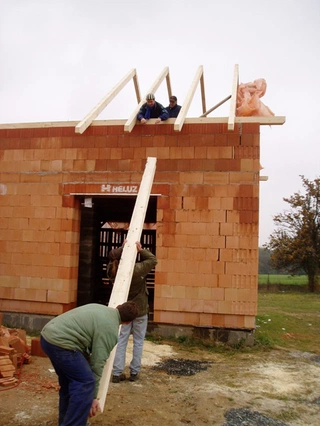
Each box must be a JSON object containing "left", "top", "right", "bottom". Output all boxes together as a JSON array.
[{"left": 262, "top": 176, "right": 320, "bottom": 292}]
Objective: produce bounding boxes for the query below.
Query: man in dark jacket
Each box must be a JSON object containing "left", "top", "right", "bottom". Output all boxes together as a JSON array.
[
  {"left": 137, "top": 93, "right": 169, "bottom": 124},
  {"left": 107, "top": 241, "right": 157, "bottom": 383},
  {"left": 166, "top": 95, "right": 181, "bottom": 118}
]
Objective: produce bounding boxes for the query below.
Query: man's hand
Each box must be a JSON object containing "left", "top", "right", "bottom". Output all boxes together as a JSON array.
[
  {"left": 89, "top": 399, "right": 101, "bottom": 417},
  {"left": 135, "top": 241, "right": 142, "bottom": 252},
  {"left": 141, "top": 118, "right": 147, "bottom": 124},
  {"left": 155, "top": 118, "right": 161, "bottom": 124}
]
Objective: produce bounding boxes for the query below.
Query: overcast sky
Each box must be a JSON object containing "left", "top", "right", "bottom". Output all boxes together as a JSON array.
[{"left": 1, "top": 0, "right": 319, "bottom": 246}]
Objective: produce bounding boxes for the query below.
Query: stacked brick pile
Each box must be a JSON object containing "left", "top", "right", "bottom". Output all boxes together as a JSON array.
[{"left": 0, "top": 316, "right": 31, "bottom": 387}]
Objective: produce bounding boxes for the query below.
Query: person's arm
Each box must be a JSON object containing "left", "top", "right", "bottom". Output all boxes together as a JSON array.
[
  {"left": 137, "top": 104, "right": 146, "bottom": 122},
  {"left": 157, "top": 103, "right": 169, "bottom": 122},
  {"left": 133, "top": 247, "right": 158, "bottom": 277},
  {"left": 89, "top": 399, "right": 101, "bottom": 417},
  {"left": 89, "top": 329, "right": 118, "bottom": 397}
]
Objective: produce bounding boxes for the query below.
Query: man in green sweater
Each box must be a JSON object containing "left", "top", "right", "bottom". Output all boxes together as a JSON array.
[{"left": 40, "top": 301, "right": 138, "bottom": 426}]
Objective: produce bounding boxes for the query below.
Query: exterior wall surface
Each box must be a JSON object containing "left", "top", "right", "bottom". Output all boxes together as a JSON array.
[{"left": 0, "top": 122, "right": 260, "bottom": 329}]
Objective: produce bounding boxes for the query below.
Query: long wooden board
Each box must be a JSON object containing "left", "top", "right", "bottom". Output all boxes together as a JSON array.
[{"left": 96, "top": 156, "right": 157, "bottom": 412}]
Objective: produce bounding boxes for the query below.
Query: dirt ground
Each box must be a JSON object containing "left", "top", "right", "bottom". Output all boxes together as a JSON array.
[{"left": 1, "top": 338, "right": 320, "bottom": 426}]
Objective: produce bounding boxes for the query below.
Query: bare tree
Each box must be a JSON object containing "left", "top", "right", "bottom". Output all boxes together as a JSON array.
[{"left": 264, "top": 176, "right": 320, "bottom": 292}]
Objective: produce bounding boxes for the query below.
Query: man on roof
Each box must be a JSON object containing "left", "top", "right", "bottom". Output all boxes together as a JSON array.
[
  {"left": 166, "top": 95, "right": 181, "bottom": 118},
  {"left": 137, "top": 93, "right": 169, "bottom": 124}
]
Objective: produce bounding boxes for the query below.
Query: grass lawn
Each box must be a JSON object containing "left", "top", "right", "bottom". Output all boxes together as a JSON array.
[
  {"left": 256, "top": 292, "right": 320, "bottom": 353},
  {"left": 259, "top": 274, "right": 308, "bottom": 285}
]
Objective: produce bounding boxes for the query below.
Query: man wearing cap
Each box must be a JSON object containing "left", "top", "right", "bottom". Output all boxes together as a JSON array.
[
  {"left": 166, "top": 95, "right": 181, "bottom": 118},
  {"left": 137, "top": 93, "right": 169, "bottom": 124}
]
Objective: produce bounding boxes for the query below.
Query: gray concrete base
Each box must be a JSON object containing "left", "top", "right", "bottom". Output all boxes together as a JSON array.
[
  {"left": 148, "top": 323, "right": 255, "bottom": 346},
  {"left": 2, "top": 312, "right": 255, "bottom": 346},
  {"left": 2, "top": 312, "right": 54, "bottom": 334}
]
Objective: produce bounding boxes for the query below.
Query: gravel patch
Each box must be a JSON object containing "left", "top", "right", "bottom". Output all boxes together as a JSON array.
[
  {"left": 152, "top": 358, "right": 212, "bottom": 376},
  {"left": 223, "top": 408, "right": 289, "bottom": 426}
]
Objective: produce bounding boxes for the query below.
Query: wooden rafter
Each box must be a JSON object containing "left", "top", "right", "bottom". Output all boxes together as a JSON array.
[
  {"left": 75, "top": 68, "right": 140, "bottom": 134},
  {"left": 124, "top": 67, "right": 170, "bottom": 133},
  {"left": 174, "top": 65, "right": 204, "bottom": 132},
  {"left": 200, "top": 95, "right": 231, "bottom": 117},
  {"left": 96, "top": 157, "right": 157, "bottom": 412},
  {"left": 228, "top": 64, "right": 239, "bottom": 131},
  {"left": 200, "top": 71, "right": 206, "bottom": 114}
]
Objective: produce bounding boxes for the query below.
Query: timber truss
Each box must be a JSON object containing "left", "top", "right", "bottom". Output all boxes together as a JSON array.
[
  {"left": 0, "top": 65, "right": 285, "bottom": 133},
  {"left": 75, "top": 64, "right": 285, "bottom": 134}
]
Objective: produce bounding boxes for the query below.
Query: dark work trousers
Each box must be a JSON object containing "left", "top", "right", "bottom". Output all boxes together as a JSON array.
[{"left": 40, "top": 336, "right": 95, "bottom": 426}]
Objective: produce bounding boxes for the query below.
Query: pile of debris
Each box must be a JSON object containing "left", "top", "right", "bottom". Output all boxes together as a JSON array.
[{"left": 0, "top": 317, "right": 31, "bottom": 387}]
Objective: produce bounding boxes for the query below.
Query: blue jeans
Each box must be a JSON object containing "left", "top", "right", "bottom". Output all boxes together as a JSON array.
[
  {"left": 40, "top": 336, "right": 95, "bottom": 426},
  {"left": 113, "top": 314, "right": 148, "bottom": 376}
]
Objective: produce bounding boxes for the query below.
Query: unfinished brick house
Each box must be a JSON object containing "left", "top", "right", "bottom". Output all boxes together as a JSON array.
[{"left": 0, "top": 66, "right": 285, "bottom": 342}]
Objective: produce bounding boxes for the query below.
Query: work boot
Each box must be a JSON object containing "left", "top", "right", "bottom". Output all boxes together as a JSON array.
[
  {"left": 129, "top": 373, "right": 139, "bottom": 382},
  {"left": 112, "top": 373, "right": 126, "bottom": 383}
]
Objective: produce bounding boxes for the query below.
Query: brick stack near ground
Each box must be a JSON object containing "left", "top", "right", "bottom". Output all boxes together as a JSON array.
[{"left": 0, "top": 322, "right": 31, "bottom": 386}]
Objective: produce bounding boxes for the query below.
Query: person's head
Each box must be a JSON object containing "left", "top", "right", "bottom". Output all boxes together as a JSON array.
[
  {"left": 169, "top": 95, "right": 177, "bottom": 107},
  {"left": 146, "top": 93, "right": 155, "bottom": 107},
  {"left": 106, "top": 259, "right": 119, "bottom": 281},
  {"left": 106, "top": 247, "right": 123, "bottom": 281},
  {"left": 117, "top": 301, "right": 139, "bottom": 323}
]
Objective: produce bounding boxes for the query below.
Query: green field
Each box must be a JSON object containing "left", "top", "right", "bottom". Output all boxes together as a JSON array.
[
  {"left": 256, "top": 292, "right": 320, "bottom": 352},
  {"left": 258, "top": 274, "right": 308, "bottom": 285}
]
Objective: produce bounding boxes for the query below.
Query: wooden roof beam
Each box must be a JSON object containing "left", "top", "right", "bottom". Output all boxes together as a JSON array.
[
  {"left": 174, "top": 65, "right": 204, "bottom": 132},
  {"left": 200, "top": 95, "right": 231, "bottom": 117},
  {"left": 124, "top": 67, "right": 170, "bottom": 133},
  {"left": 75, "top": 68, "right": 139, "bottom": 134},
  {"left": 228, "top": 64, "right": 239, "bottom": 131},
  {"left": 166, "top": 71, "right": 173, "bottom": 99}
]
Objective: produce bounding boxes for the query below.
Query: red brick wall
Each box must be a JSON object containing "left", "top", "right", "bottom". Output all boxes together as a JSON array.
[{"left": 0, "top": 122, "right": 260, "bottom": 328}]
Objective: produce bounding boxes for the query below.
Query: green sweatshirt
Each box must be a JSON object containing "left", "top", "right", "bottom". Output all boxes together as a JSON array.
[{"left": 41, "top": 303, "right": 120, "bottom": 397}]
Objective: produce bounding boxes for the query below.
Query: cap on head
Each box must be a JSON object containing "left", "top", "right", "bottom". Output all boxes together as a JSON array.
[
  {"left": 170, "top": 96, "right": 177, "bottom": 102},
  {"left": 146, "top": 93, "right": 155, "bottom": 100}
]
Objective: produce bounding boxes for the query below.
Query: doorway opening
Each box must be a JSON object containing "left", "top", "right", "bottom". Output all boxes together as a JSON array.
[{"left": 77, "top": 196, "right": 157, "bottom": 320}]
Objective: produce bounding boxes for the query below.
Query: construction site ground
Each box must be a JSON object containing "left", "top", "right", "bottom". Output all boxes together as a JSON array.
[{"left": 1, "top": 338, "right": 320, "bottom": 426}]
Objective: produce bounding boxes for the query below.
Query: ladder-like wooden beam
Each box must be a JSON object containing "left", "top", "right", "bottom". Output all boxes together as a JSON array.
[
  {"left": 96, "top": 156, "right": 157, "bottom": 412},
  {"left": 75, "top": 68, "right": 139, "bottom": 134},
  {"left": 124, "top": 67, "right": 169, "bottom": 133},
  {"left": 174, "top": 65, "right": 204, "bottom": 132},
  {"left": 228, "top": 64, "right": 239, "bottom": 131}
]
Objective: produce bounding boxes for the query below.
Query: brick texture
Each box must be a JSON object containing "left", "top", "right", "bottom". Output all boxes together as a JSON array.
[{"left": 0, "top": 122, "right": 260, "bottom": 329}]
